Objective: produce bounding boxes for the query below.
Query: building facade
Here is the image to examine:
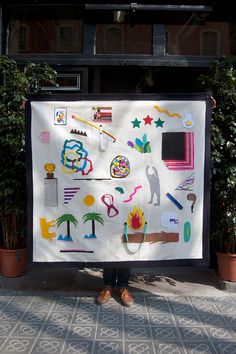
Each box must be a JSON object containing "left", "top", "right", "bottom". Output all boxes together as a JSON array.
[{"left": 1, "top": 0, "right": 235, "bottom": 94}]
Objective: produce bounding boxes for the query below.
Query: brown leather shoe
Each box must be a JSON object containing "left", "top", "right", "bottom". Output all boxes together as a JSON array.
[
  {"left": 96, "top": 288, "right": 113, "bottom": 305},
  {"left": 119, "top": 288, "right": 134, "bottom": 307}
]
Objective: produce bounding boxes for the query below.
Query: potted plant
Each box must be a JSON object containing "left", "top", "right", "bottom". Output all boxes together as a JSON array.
[
  {"left": 200, "top": 59, "right": 236, "bottom": 281},
  {"left": 0, "top": 55, "right": 57, "bottom": 277}
]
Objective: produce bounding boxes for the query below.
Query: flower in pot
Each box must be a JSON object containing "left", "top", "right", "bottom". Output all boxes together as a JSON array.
[
  {"left": 200, "top": 59, "right": 236, "bottom": 281},
  {"left": 0, "top": 55, "right": 57, "bottom": 276}
]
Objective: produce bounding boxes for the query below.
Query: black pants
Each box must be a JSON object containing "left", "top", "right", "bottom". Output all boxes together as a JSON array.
[{"left": 103, "top": 268, "right": 131, "bottom": 288}]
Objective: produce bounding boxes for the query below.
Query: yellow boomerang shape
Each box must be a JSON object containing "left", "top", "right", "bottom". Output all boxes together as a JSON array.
[{"left": 154, "top": 105, "right": 182, "bottom": 119}]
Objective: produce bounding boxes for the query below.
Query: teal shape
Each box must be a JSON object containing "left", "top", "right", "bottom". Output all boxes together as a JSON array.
[
  {"left": 184, "top": 222, "right": 191, "bottom": 242},
  {"left": 131, "top": 118, "right": 141, "bottom": 128}
]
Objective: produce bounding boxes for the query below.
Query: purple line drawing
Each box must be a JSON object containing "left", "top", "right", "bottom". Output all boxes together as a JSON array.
[
  {"left": 175, "top": 173, "right": 194, "bottom": 190},
  {"left": 64, "top": 187, "right": 80, "bottom": 204}
]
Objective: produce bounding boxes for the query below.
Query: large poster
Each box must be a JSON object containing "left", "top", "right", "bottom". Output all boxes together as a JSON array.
[{"left": 28, "top": 95, "right": 210, "bottom": 264}]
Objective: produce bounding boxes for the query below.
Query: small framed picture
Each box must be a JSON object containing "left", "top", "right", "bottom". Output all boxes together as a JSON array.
[{"left": 54, "top": 107, "right": 67, "bottom": 125}]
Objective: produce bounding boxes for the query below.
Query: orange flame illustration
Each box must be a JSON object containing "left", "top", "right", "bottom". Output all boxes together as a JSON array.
[{"left": 127, "top": 205, "right": 145, "bottom": 231}]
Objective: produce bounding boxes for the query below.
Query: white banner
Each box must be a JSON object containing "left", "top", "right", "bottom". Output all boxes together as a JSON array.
[{"left": 30, "top": 98, "right": 207, "bottom": 263}]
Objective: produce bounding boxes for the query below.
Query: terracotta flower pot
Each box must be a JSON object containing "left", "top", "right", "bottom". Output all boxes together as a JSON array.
[
  {"left": 216, "top": 251, "right": 236, "bottom": 282},
  {"left": 0, "top": 248, "right": 27, "bottom": 277}
]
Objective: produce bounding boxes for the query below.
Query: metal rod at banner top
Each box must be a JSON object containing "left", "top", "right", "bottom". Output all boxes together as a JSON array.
[{"left": 85, "top": 4, "right": 213, "bottom": 12}]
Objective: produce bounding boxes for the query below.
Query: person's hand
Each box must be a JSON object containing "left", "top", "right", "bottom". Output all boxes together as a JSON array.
[
  {"left": 20, "top": 98, "right": 28, "bottom": 109},
  {"left": 211, "top": 96, "right": 216, "bottom": 110}
]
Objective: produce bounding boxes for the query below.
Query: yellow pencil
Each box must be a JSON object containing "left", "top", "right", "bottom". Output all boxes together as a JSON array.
[{"left": 72, "top": 115, "right": 116, "bottom": 142}]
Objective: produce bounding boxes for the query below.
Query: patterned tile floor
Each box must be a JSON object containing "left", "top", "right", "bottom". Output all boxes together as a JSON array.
[{"left": 0, "top": 293, "right": 235, "bottom": 354}]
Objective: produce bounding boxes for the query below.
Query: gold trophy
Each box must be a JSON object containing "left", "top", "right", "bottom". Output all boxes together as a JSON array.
[{"left": 44, "top": 163, "right": 55, "bottom": 179}]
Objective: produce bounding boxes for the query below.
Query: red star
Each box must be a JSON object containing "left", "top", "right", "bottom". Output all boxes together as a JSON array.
[{"left": 143, "top": 115, "right": 154, "bottom": 125}]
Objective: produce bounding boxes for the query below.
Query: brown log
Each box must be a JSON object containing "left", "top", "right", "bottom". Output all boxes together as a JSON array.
[{"left": 122, "top": 232, "right": 179, "bottom": 244}]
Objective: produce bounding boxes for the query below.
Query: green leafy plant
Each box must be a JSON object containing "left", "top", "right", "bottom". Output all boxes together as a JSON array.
[
  {"left": 200, "top": 59, "right": 236, "bottom": 253},
  {"left": 0, "top": 55, "right": 57, "bottom": 249}
]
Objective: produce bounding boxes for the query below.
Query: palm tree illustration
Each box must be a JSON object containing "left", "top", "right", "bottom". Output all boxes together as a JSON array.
[
  {"left": 56, "top": 214, "right": 78, "bottom": 240},
  {"left": 83, "top": 212, "right": 104, "bottom": 237}
]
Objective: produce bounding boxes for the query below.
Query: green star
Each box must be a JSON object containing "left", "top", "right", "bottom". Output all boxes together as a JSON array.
[
  {"left": 131, "top": 118, "right": 141, "bottom": 128},
  {"left": 154, "top": 118, "right": 165, "bottom": 128}
]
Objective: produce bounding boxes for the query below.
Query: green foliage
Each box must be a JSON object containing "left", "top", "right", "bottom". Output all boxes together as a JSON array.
[
  {"left": 200, "top": 59, "right": 236, "bottom": 253},
  {"left": 56, "top": 214, "right": 78, "bottom": 228},
  {"left": 0, "top": 55, "right": 57, "bottom": 249},
  {"left": 83, "top": 213, "right": 104, "bottom": 225}
]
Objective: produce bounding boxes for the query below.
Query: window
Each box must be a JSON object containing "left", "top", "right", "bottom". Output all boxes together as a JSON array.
[
  {"left": 5, "top": 4, "right": 236, "bottom": 65},
  {"left": 7, "top": 7, "right": 83, "bottom": 54},
  {"left": 165, "top": 21, "right": 229, "bottom": 56},
  {"left": 104, "top": 26, "right": 123, "bottom": 53},
  {"left": 8, "top": 21, "right": 29, "bottom": 53},
  {"left": 201, "top": 30, "right": 219, "bottom": 56},
  {"left": 18, "top": 24, "right": 29, "bottom": 51},
  {"left": 57, "top": 24, "right": 75, "bottom": 52},
  {"left": 96, "top": 24, "right": 152, "bottom": 54}
]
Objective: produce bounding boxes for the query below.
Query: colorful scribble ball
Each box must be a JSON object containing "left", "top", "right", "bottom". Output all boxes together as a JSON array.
[{"left": 110, "top": 155, "right": 130, "bottom": 178}]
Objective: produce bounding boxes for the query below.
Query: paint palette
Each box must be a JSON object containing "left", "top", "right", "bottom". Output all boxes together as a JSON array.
[{"left": 110, "top": 155, "right": 130, "bottom": 178}]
